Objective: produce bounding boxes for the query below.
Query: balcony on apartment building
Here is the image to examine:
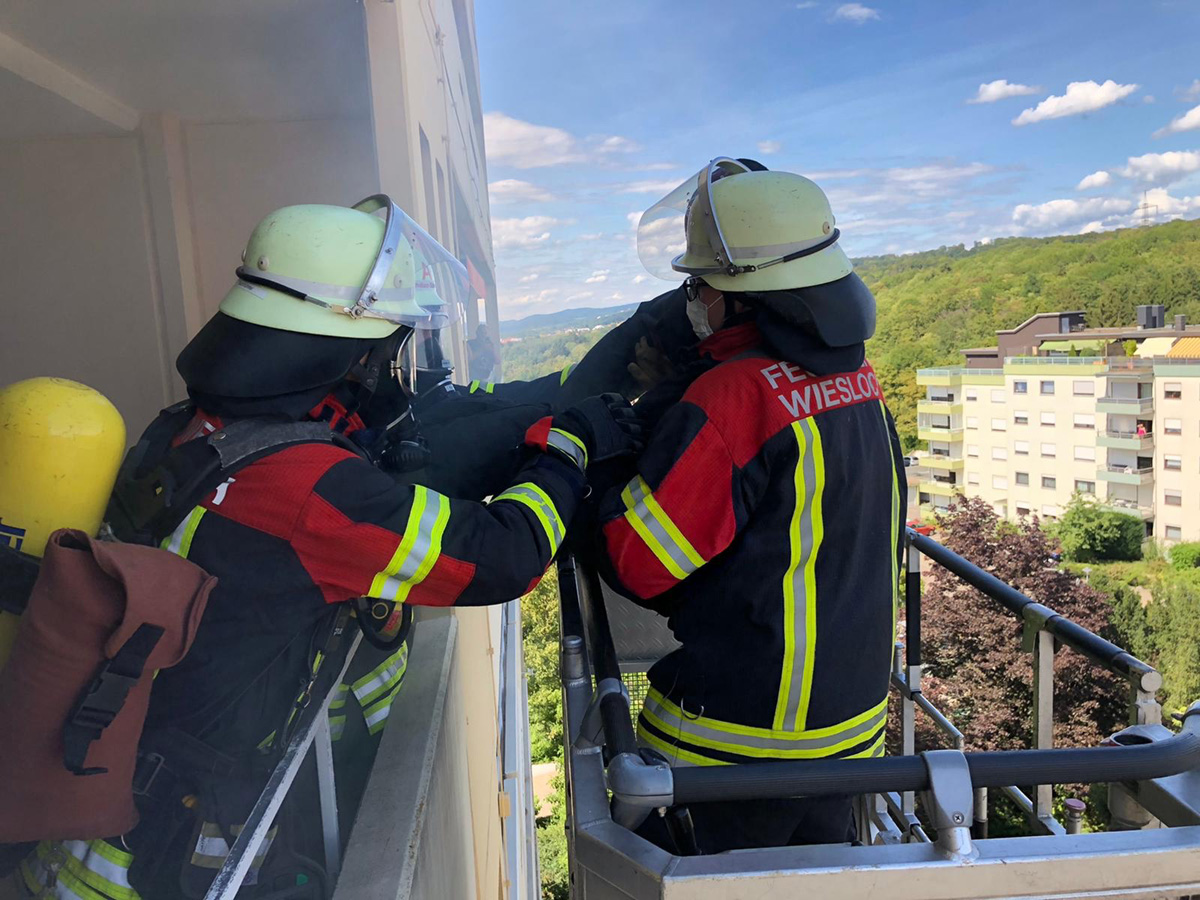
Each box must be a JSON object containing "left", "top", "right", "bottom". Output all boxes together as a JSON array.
[
  {"left": 1097, "top": 395, "right": 1155, "bottom": 415},
  {"left": 917, "top": 396, "right": 963, "bottom": 416},
  {"left": 922, "top": 471, "right": 962, "bottom": 497},
  {"left": 1104, "top": 497, "right": 1156, "bottom": 520},
  {"left": 1097, "top": 425, "right": 1155, "bottom": 452},
  {"left": 917, "top": 413, "right": 964, "bottom": 443},
  {"left": 1098, "top": 462, "right": 1156, "bottom": 486}
]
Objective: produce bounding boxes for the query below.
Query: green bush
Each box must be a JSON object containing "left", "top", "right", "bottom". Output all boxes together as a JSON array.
[
  {"left": 1058, "top": 495, "right": 1144, "bottom": 563},
  {"left": 1169, "top": 542, "right": 1200, "bottom": 571}
]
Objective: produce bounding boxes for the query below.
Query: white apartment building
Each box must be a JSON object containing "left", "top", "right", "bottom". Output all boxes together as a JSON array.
[{"left": 917, "top": 311, "right": 1200, "bottom": 544}]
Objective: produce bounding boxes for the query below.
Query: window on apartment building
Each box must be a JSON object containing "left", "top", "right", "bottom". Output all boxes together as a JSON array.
[
  {"left": 1014, "top": 411, "right": 1029, "bottom": 425},
  {"left": 1074, "top": 446, "right": 1096, "bottom": 462},
  {"left": 1042, "top": 505, "right": 1060, "bottom": 518},
  {"left": 1165, "top": 455, "right": 1182, "bottom": 471},
  {"left": 991, "top": 389, "right": 1005, "bottom": 403},
  {"left": 1015, "top": 472, "right": 1030, "bottom": 485},
  {"left": 1016, "top": 504, "right": 1031, "bottom": 516},
  {"left": 1165, "top": 418, "right": 1183, "bottom": 435},
  {"left": 1164, "top": 382, "right": 1182, "bottom": 400},
  {"left": 966, "top": 417, "right": 979, "bottom": 429},
  {"left": 1014, "top": 381, "right": 1028, "bottom": 394},
  {"left": 1041, "top": 411, "right": 1056, "bottom": 426},
  {"left": 1014, "top": 440, "right": 1030, "bottom": 455},
  {"left": 992, "top": 447, "right": 1008, "bottom": 460},
  {"left": 1040, "top": 381, "right": 1055, "bottom": 395},
  {"left": 967, "top": 444, "right": 980, "bottom": 457},
  {"left": 1042, "top": 476, "right": 1057, "bottom": 489},
  {"left": 991, "top": 418, "right": 1007, "bottom": 431},
  {"left": 993, "top": 476, "right": 1009, "bottom": 490},
  {"left": 1165, "top": 489, "right": 1183, "bottom": 507},
  {"left": 965, "top": 388, "right": 978, "bottom": 401},
  {"left": 1041, "top": 443, "right": 1056, "bottom": 457},
  {"left": 1166, "top": 526, "right": 1183, "bottom": 541},
  {"left": 418, "top": 127, "right": 440, "bottom": 241},
  {"left": 1073, "top": 413, "right": 1095, "bottom": 430},
  {"left": 967, "top": 472, "right": 980, "bottom": 485},
  {"left": 1075, "top": 480, "right": 1096, "bottom": 495},
  {"left": 1073, "top": 380, "right": 1095, "bottom": 396}
]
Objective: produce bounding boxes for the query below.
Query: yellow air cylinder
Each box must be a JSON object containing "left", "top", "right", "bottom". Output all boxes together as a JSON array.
[{"left": 0, "top": 377, "right": 126, "bottom": 667}]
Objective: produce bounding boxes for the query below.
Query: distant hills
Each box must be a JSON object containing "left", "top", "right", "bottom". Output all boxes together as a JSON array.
[{"left": 500, "top": 303, "right": 641, "bottom": 338}]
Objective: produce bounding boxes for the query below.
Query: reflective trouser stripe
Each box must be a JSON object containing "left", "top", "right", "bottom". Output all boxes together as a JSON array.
[
  {"left": 641, "top": 688, "right": 887, "bottom": 760},
  {"left": 546, "top": 428, "right": 588, "bottom": 470},
  {"left": 468, "top": 380, "right": 495, "bottom": 394},
  {"left": 351, "top": 644, "right": 409, "bottom": 708},
  {"left": 881, "top": 401, "right": 901, "bottom": 635},
  {"left": 774, "top": 417, "right": 825, "bottom": 733},
  {"left": 369, "top": 486, "right": 450, "bottom": 602},
  {"left": 363, "top": 679, "right": 405, "bottom": 734},
  {"left": 190, "top": 824, "right": 276, "bottom": 886},
  {"left": 559, "top": 363, "right": 576, "bottom": 386},
  {"left": 329, "top": 714, "right": 347, "bottom": 741},
  {"left": 161, "top": 506, "right": 207, "bottom": 558},
  {"left": 638, "top": 717, "right": 886, "bottom": 768},
  {"left": 24, "top": 840, "right": 139, "bottom": 900},
  {"left": 493, "top": 483, "right": 565, "bottom": 556},
  {"left": 620, "top": 475, "right": 705, "bottom": 581}
]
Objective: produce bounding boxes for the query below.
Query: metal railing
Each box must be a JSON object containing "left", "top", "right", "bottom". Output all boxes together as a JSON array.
[
  {"left": 1103, "top": 464, "right": 1155, "bottom": 475},
  {"left": 1102, "top": 430, "right": 1153, "bottom": 439},
  {"left": 1097, "top": 396, "right": 1155, "bottom": 412},
  {"left": 558, "top": 530, "right": 1200, "bottom": 898},
  {"left": 205, "top": 631, "right": 362, "bottom": 900},
  {"left": 1006, "top": 356, "right": 1112, "bottom": 366}
]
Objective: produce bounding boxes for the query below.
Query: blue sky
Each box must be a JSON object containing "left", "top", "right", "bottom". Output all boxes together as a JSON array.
[{"left": 475, "top": 0, "right": 1200, "bottom": 319}]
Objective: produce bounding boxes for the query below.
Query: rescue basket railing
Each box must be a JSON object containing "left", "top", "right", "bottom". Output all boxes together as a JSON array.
[
  {"left": 557, "top": 528, "right": 1200, "bottom": 898},
  {"left": 203, "top": 631, "right": 362, "bottom": 900}
]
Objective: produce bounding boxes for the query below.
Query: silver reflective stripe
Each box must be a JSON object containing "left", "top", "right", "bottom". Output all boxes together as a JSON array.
[
  {"left": 727, "top": 234, "right": 836, "bottom": 260},
  {"left": 546, "top": 428, "right": 587, "bottom": 470},
  {"left": 777, "top": 417, "right": 826, "bottom": 733},
  {"left": 351, "top": 644, "right": 409, "bottom": 706},
  {"left": 642, "top": 692, "right": 887, "bottom": 756},
  {"left": 495, "top": 484, "right": 564, "bottom": 553},
  {"left": 375, "top": 490, "right": 440, "bottom": 601},
  {"left": 257, "top": 270, "right": 416, "bottom": 305},
  {"left": 62, "top": 841, "right": 135, "bottom": 896},
  {"left": 624, "top": 476, "right": 701, "bottom": 579},
  {"left": 329, "top": 715, "right": 346, "bottom": 741}
]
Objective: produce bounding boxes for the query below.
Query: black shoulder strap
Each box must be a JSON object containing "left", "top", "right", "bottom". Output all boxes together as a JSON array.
[{"left": 107, "top": 403, "right": 365, "bottom": 546}]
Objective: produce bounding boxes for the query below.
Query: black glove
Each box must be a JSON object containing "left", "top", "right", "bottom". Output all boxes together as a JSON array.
[{"left": 552, "top": 393, "right": 645, "bottom": 466}]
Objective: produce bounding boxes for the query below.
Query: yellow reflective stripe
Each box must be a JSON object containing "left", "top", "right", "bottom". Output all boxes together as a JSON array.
[
  {"left": 849, "top": 730, "right": 887, "bottom": 759},
  {"left": 469, "top": 380, "right": 481, "bottom": 393},
  {"left": 774, "top": 418, "right": 825, "bottom": 732},
  {"left": 31, "top": 842, "right": 136, "bottom": 900},
  {"left": 494, "top": 482, "right": 564, "bottom": 554},
  {"left": 638, "top": 723, "right": 730, "bottom": 768},
  {"left": 329, "top": 684, "right": 349, "bottom": 711},
  {"left": 547, "top": 427, "right": 588, "bottom": 469},
  {"left": 161, "top": 506, "right": 207, "bottom": 558},
  {"left": 329, "top": 714, "right": 346, "bottom": 741},
  {"left": 620, "top": 475, "right": 705, "bottom": 581},
  {"left": 369, "top": 487, "right": 451, "bottom": 602},
  {"left": 880, "top": 401, "right": 900, "bottom": 605},
  {"left": 640, "top": 697, "right": 883, "bottom": 760},
  {"left": 649, "top": 687, "right": 887, "bottom": 742},
  {"left": 559, "top": 363, "right": 577, "bottom": 386},
  {"left": 469, "top": 380, "right": 495, "bottom": 394},
  {"left": 351, "top": 644, "right": 409, "bottom": 707},
  {"left": 363, "top": 680, "right": 405, "bottom": 734},
  {"left": 25, "top": 855, "right": 104, "bottom": 900}
]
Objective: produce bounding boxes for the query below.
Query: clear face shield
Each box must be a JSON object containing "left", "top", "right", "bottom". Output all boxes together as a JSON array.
[{"left": 636, "top": 159, "right": 842, "bottom": 283}]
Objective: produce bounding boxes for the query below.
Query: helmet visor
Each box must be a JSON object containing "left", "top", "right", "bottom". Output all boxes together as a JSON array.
[
  {"left": 403, "top": 216, "right": 468, "bottom": 328},
  {"left": 636, "top": 158, "right": 751, "bottom": 281}
]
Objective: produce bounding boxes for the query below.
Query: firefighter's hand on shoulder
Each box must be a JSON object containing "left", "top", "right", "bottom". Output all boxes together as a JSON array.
[
  {"left": 627, "top": 335, "right": 676, "bottom": 394},
  {"left": 553, "top": 393, "right": 645, "bottom": 466}
]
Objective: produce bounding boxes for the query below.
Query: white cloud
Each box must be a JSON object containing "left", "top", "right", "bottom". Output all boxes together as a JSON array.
[
  {"left": 757, "top": 140, "right": 783, "bottom": 154},
  {"left": 1141, "top": 186, "right": 1200, "bottom": 218},
  {"left": 1144, "top": 95, "right": 1156, "bottom": 105},
  {"left": 492, "top": 215, "right": 562, "bottom": 248},
  {"left": 1154, "top": 104, "right": 1200, "bottom": 139},
  {"left": 1118, "top": 150, "right": 1200, "bottom": 185},
  {"left": 488, "top": 179, "right": 556, "bottom": 204},
  {"left": 626, "top": 211, "right": 644, "bottom": 229},
  {"left": 632, "top": 274, "right": 651, "bottom": 284},
  {"left": 484, "top": 113, "right": 587, "bottom": 168},
  {"left": 795, "top": 1, "right": 819, "bottom": 7},
  {"left": 832, "top": 3, "right": 879, "bottom": 23},
  {"left": 1011, "top": 196, "right": 1135, "bottom": 230},
  {"left": 518, "top": 272, "right": 540, "bottom": 284},
  {"left": 584, "top": 269, "right": 610, "bottom": 284},
  {"left": 967, "top": 79, "right": 1041, "bottom": 104},
  {"left": 1012, "top": 80, "right": 1140, "bottom": 126},
  {"left": 1078, "top": 221, "right": 1106, "bottom": 234},
  {"left": 596, "top": 135, "right": 640, "bottom": 154},
  {"left": 506, "top": 288, "right": 562, "bottom": 309},
  {"left": 1076, "top": 170, "right": 1112, "bottom": 190},
  {"left": 617, "top": 178, "right": 685, "bottom": 195},
  {"left": 1179, "top": 80, "right": 1200, "bottom": 102}
]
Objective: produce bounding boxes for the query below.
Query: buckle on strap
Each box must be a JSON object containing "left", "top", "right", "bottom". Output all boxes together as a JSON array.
[
  {"left": 132, "top": 751, "right": 167, "bottom": 797},
  {"left": 63, "top": 623, "right": 164, "bottom": 776}
]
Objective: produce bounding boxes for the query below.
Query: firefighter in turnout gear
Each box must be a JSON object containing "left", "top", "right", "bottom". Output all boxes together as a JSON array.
[
  {"left": 17, "top": 197, "right": 641, "bottom": 900},
  {"left": 599, "top": 161, "right": 906, "bottom": 854}
]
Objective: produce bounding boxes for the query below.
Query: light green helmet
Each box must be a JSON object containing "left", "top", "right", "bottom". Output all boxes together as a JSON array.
[{"left": 221, "top": 195, "right": 431, "bottom": 339}]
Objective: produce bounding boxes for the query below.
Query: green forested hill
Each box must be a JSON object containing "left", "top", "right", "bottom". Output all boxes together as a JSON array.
[
  {"left": 500, "top": 220, "right": 1200, "bottom": 448},
  {"left": 863, "top": 219, "right": 1200, "bottom": 449}
]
